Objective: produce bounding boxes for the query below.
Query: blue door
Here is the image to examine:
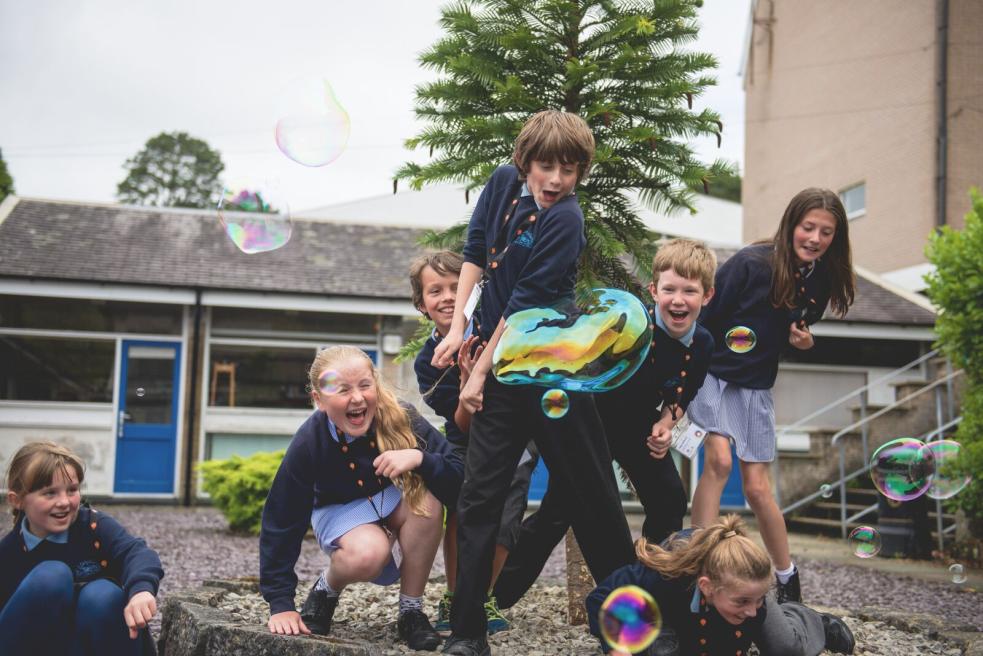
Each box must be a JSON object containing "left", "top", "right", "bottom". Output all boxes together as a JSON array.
[
  {"left": 697, "top": 442, "right": 746, "bottom": 509},
  {"left": 114, "top": 341, "right": 181, "bottom": 493}
]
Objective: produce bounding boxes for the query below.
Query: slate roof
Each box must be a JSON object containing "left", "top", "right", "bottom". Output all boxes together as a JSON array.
[{"left": 0, "top": 199, "right": 935, "bottom": 326}]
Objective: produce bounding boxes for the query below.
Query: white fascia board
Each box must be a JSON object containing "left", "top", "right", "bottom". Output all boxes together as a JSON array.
[
  {"left": 812, "top": 322, "right": 936, "bottom": 341},
  {"left": 0, "top": 278, "right": 196, "bottom": 304},
  {"left": 200, "top": 290, "right": 417, "bottom": 317}
]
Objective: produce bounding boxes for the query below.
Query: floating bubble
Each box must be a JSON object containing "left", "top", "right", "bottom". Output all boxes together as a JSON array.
[
  {"left": 493, "top": 288, "right": 653, "bottom": 393},
  {"left": 275, "top": 77, "right": 351, "bottom": 167},
  {"left": 949, "top": 563, "right": 967, "bottom": 584},
  {"left": 925, "top": 440, "right": 971, "bottom": 500},
  {"left": 599, "top": 585, "right": 662, "bottom": 654},
  {"left": 820, "top": 484, "right": 833, "bottom": 499},
  {"left": 135, "top": 387, "right": 146, "bottom": 398},
  {"left": 870, "top": 438, "right": 936, "bottom": 502},
  {"left": 318, "top": 370, "right": 341, "bottom": 395},
  {"left": 724, "top": 326, "right": 756, "bottom": 353},
  {"left": 217, "top": 181, "right": 292, "bottom": 254},
  {"left": 541, "top": 389, "right": 570, "bottom": 419},
  {"left": 848, "top": 526, "right": 882, "bottom": 558}
]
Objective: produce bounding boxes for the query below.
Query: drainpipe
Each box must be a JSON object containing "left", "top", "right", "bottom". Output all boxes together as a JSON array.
[
  {"left": 182, "top": 289, "right": 203, "bottom": 506},
  {"left": 935, "top": 0, "right": 949, "bottom": 229}
]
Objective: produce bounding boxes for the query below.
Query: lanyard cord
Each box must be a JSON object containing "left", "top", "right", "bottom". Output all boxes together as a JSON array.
[{"left": 486, "top": 182, "right": 536, "bottom": 273}]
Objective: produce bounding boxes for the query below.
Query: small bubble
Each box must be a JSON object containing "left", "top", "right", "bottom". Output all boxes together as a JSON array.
[
  {"left": 949, "top": 563, "right": 967, "bottom": 584},
  {"left": 318, "top": 370, "right": 340, "bottom": 395},
  {"left": 724, "top": 326, "right": 756, "bottom": 353},
  {"left": 870, "top": 437, "right": 936, "bottom": 502},
  {"left": 925, "top": 440, "right": 971, "bottom": 500},
  {"left": 217, "top": 180, "right": 291, "bottom": 254},
  {"left": 135, "top": 388, "right": 145, "bottom": 398},
  {"left": 599, "top": 585, "right": 662, "bottom": 653},
  {"left": 541, "top": 389, "right": 570, "bottom": 419},
  {"left": 820, "top": 484, "right": 833, "bottom": 499},
  {"left": 848, "top": 526, "right": 882, "bottom": 559}
]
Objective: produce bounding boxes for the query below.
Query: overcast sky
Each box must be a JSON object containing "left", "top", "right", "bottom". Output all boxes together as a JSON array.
[{"left": 0, "top": 0, "right": 752, "bottom": 213}]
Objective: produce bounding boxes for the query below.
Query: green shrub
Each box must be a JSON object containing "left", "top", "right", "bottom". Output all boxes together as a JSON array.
[
  {"left": 198, "top": 450, "right": 284, "bottom": 534},
  {"left": 925, "top": 188, "right": 983, "bottom": 530}
]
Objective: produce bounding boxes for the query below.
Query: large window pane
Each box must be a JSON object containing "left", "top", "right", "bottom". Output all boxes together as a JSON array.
[
  {"left": 0, "top": 336, "right": 114, "bottom": 402},
  {"left": 208, "top": 345, "right": 315, "bottom": 409},
  {"left": 211, "top": 307, "right": 376, "bottom": 337},
  {"left": 0, "top": 295, "right": 182, "bottom": 334}
]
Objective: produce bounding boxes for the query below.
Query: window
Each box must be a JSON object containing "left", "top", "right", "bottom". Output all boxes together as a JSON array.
[
  {"left": 839, "top": 183, "right": 866, "bottom": 220},
  {"left": 0, "top": 336, "right": 115, "bottom": 402},
  {"left": 208, "top": 345, "right": 316, "bottom": 409},
  {"left": 0, "top": 295, "right": 182, "bottom": 334},
  {"left": 210, "top": 307, "right": 376, "bottom": 338}
]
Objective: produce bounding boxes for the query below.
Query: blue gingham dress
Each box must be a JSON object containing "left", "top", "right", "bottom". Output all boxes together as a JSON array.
[{"left": 686, "top": 373, "right": 776, "bottom": 462}]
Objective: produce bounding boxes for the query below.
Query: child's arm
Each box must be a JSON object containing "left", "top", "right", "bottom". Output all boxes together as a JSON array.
[
  {"left": 647, "top": 406, "right": 679, "bottom": 459},
  {"left": 788, "top": 321, "right": 815, "bottom": 350},
  {"left": 96, "top": 512, "right": 164, "bottom": 639},
  {"left": 458, "top": 317, "right": 507, "bottom": 413},
  {"left": 453, "top": 336, "right": 483, "bottom": 433},
  {"left": 433, "top": 262, "right": 483, "bottom": 368}
]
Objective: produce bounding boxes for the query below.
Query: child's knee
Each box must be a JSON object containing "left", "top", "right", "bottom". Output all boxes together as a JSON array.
[
  {"left": 743, "top": 478, "right": 774, "bottom": 507},
  {"left": 76, "top": 580, "right": 126, "bottom": 626},
  {"left": 703, "top": 444, "right": 732, "bottom": 479},
  {"left": 334, "top": 542, "right": 390, "bottom": 579},
  {"left": 23, "top": 561, "right": 74, "bottom": 602}
]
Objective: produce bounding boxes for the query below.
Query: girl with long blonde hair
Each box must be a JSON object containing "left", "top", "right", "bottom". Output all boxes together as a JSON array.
[{"left": 259, "top": 345, "right": 464, "bottom": 651}]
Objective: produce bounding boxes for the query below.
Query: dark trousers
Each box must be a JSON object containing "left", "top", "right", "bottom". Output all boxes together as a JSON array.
[
  {"left": 449, "top": 376, "right": 634, "bottom": 637},
  {"left": 494, "top": 410, "right": 687, "bottom": 609}
]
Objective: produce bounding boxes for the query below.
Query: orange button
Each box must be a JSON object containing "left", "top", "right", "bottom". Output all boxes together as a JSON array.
[
  {"left": 100, "top": 560, "right": 108, "bottom": 568},
  {"left": 735, "top": 630, "right": 742, "bottom": 638},
  {"left": 684, "top": 354, "right": 691, "bottom": 361},
  {"left": 94, "top": 540, "right": 101, "bottom": 549},
  {"left": 491, "top": 262, "right": 498, "bottom": 269},
  {"left": 357, "top": 480, "right": 364, "bottom": 487},
  {"left": 700, "top": 618, "right": 707, "bottom": 626},
  {"left": 349, "top": 462, "right": 356, "bottom": 471},
  {"left": 681, "top": 370, "right": 687, "bottom": 377},
  {"left": 90, "top": 522, "right": 97, "bottom": 530},
  {"left": 341, "top": 445, "right": 348, "bottom": 453}
]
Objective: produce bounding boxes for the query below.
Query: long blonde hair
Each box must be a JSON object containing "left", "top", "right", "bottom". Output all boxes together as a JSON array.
[
  {"left": 308, "top": 345, "right": 430, "bottom": 517},
  {"left": 635, "top": 515, "right": 772, "bottom": 587}
]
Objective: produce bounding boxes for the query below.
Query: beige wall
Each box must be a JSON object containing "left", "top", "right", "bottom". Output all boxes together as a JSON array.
[
  {"left": 744, "top": 0, "right": 980, "bottom": 273},
  {"left": 947, "top": 0, "right": 983, "bottom": 230}
]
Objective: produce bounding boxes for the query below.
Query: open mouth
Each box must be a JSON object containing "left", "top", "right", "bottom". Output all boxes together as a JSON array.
[
  {"left": 346, "top": 408, "right": 368, "bottom": 426},
  {"left": 667, "top": 308, "right": 689, "bottom": 321},
  {"left": 540, "top": 190, "right": 560, "bottom": 204},
  {"left": 50, "top": 511, "right": 72, "bottom": 521}
]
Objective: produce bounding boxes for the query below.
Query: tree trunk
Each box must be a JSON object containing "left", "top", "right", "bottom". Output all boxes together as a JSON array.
[{"left": 565, "top": 529, "right": 595, "bottom": 625}]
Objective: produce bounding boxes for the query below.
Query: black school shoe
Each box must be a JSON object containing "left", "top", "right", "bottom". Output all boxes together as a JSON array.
[
  {"left": 442, "top": 634, "right": 491, "bottom": 656},
  {"left": 822, "top": 613, "right": 856, "bottom": 654},
  {"left": 398, "top": 608, "right": 441, "bottom": 651},
  {"left": 299, "top": 583, "right": 339, "bottom": 635},
  {"left": 776, "top": 569, "right": 802, "bottom": 604}
]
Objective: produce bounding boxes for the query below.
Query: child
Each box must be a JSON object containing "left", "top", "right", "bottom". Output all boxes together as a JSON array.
[
  {"left": 689, "top": 188, "right": 856, "bottom": 603},
  {"left": 0, "top": 441, "right": 163, "bottom": 656},
  {"left": 492, "top": 238, "right": 716, "bottom": 610},
  {"left": 433, "top": 110, "right": 635, "bottom": 656},
  {"left": 410, "top": 251, "right": 539, "bottom": 634},
  {"left": 260, "top": 345, "right": 465, "bottom": 651},
  {"left": 586, "top": 515, "right": 856, "bottom": 655}
]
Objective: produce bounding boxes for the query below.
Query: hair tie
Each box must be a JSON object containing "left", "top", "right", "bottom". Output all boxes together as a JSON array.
[{"left": 723, "top": 530, "right": 737, "bottom": 538}]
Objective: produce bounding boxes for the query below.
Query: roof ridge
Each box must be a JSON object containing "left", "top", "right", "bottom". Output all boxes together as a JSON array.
[{"left": 854, "top": 264, "right": 937, "bottom": 314}]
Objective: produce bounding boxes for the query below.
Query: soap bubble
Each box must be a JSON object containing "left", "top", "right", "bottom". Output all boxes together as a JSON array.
[
  {"left": 949, "top": 563, "right": 967, "bottom": 584},
  {"left": 599, "top": 585, "right": 662, "bottom": 654},
  {"left": 540, "top": 388, "right": 570, "bottom": 419},
  {"left": 318, "top": 370, "right": 341, "bottom": 395},
  {"left": 217, "top": 181, "right": 292, "bottom": 254},
  {"left": 275, "top": 77, "right": 351, "bottom": 167},
  {"left": 848, "top": 526, "right": 882, "bottom": 558},
  {"left": 924, "top": 440, "right": 971, "bottom": 500},
  {"left": 869, "top": 437, "right": 936, "bottom": 502},
  {"left": 724, "top": 326, "right": 756, "bottom": 353},
  {"left": 493, "top": 288, "right": 653, "bottom": 393},
  {"left": 820, "top": 484, "right": 833, "bottom": 499},
  {"left": 135, "top": 387, "right": 146, "bottom": 398}
]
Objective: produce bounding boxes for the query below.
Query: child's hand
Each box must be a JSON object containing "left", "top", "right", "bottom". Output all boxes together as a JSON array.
[
  {"left": 646, "top": 423, "right": 672, "bottom": 459},
  {"left": 123, "top": 591, "right": 157, "bottom": 639},
  {"left": 433, "top": 330, "right": 463, "bottom": 368},
  {"left": 460, "top": 369, "right": 486, "bottom": 413},
  {"left": 268, "top": 610, "right": 311, "bottom": 635},
  {"left": 457, "top": 336, "right": 485, "bottom": 388},
  {"left": 374, "top": 449, "right": 424, "bottom": 478},
  {"left": 789, "top": 321, "right": 814, "bottom": 350}
]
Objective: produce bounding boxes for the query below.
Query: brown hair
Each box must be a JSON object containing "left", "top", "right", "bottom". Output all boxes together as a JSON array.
[
  {"left": 6, "top": 442, "right": 85, "bottom": 521},
  {"left": 652, "top": 238, "right": 717, "bottom": 292},
  {"left": 408, "top": 251, "right": 464, "bottom": 314},
  {"left": 635, "top": 515, "right": 772, "bottom": 587},
  {"left": 308, "top": 346, "right": 431, "bottom": 517},
  {"left": 770, "top": 188, "right": 855, "bottom": 317},
  {"left": 512, "top": 110, "right": 595, "bottom": 182}
]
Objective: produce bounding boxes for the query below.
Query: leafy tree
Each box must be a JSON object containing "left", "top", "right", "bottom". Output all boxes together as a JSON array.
[
  {"left": 396, "top": 0, "right": 731, "bottom": 294},
  {"left": 117, "top": 132, "right": 225, "bottom": 209},
  {"left": 692, "top": 162, "right": 740, "bottom": 202},
  {"left": 0, "top": 148, "right": 14, "bottom": 204},
  {"left": 925, "top": 188, "right": 983, "bottom": 533}
]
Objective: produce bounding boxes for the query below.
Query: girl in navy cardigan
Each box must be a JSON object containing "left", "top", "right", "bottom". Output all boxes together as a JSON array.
[
  {"left": 0, "top": 441, "right": 163, "bottom": 656},
  {"left": 260, "top": 345, "right": 464, "bottom": 652},
  {"left": 689, "top": 188, "right": 856, "bottom": 604}
]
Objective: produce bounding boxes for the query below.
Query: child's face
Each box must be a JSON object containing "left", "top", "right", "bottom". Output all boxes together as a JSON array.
[
  {"left": 526, "top": 160, "right": 578, "bottom": 209},
  {"left": 418, "top": 265, "right": 458, "bottom": 336},
  {"left": 648, "top": 268, "right": 713, "bottom": 339},
  {"left": 792, "top": 208, "right": 837, "bottom": 265},
  {"left": 698, "top": 576, "right": 771, "bottom": 626},
  {"left": 8, "top": 467, "right": 81, "bottom": 538},
  {"left": 312, "top": 356, "right": 378, "bottom": 438}
]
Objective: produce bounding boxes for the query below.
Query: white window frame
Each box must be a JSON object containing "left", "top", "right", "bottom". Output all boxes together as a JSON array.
[{"left": 839, "top": 182, "right": 866, "bottom": 221}]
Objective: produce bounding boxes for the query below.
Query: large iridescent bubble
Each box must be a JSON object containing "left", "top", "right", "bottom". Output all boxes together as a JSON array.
[
  {"left": 275, "top": 78, "right": 351, "bottom": 167},
  {"left": 599, "top": 585, "right": 662, "bottom": 654},
  {"left": 869, "top": 438, "right": 936, "bottom": 502},
  {"left": 924, "top": 440, "right": 971, "bottom": 500},
  {"left": 492, "top": 288, "right": 653, "bottom": 392},
  {"left": 217, "top": 181, "right": 292, "bottom": 254}
]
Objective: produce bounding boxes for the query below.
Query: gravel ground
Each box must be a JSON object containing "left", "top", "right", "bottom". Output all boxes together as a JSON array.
[{"left": 2, "top": 505, "right": 979, "bottom": 654}]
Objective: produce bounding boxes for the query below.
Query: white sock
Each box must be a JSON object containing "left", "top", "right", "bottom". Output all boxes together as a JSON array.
[
  {"left": 399, "top": 593, "right": 423, "bottom": 614},
  {"left": 775, "top": 563, "right": 796, "bottom": 584},
  {"left": 315, "top": 572, "right": 340, "bottom": 597}
]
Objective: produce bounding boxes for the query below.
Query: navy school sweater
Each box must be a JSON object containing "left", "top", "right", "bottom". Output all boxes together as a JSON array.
[
  {"left": 414, "top": 333, "right": 467, "bottom": 446},
  {"left": 462, "top": 165, "right": 585, "bottom": 341},
  {"left": 0, "top": 505, "right": 164, "bottom": 612},
  {"left": 699, "top": 243, "right": 831, "bottom": 390},
  {"left": 595, "top": 307, "right": 714, "bottom": 436},
  {"left": 259, "top": 404, "right": 465, "bottom": 614}
]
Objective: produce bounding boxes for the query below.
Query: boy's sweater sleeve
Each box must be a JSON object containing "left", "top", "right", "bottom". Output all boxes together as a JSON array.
[
  {"left": 462, "top": 173, "right": 495, "bottom": 268},
  {"left": 98, "top": 512, "right": 164, "bottom": 600},
  {"left": 414, "top": 352, "right": 458, "bottom": 421},
  {"left": 409, "top": 408, "right": 465, "bottom": 509},
  {"left": 259, "top": 436, "right": 317, "bottom": 615},
  {"left": 586, "top": 562, "right": 662, "bottom": 654}
]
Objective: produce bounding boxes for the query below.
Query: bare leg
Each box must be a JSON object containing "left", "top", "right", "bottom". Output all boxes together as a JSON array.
[
  {"left": 740, "top": 460, "right": 792, "bottom": 570},
  {"left": 387, "top": 492, "right": 444, "bottom": 597},
  {"left": 327, "top": 523, "right": 393, "bottom": 591},
  {"left": 690, "top": 434, "right": 732, "bottom": 528},
  {"left": 443, "top": 512, "right": 458, "bottom": 592},
  {"left": 490, "top": 545, "right": 509, "bottom": 588}
]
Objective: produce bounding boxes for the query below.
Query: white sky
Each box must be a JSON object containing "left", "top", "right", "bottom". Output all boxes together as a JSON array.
[{"left": 0, "top": 0, "right": 752, "bottom": 213}]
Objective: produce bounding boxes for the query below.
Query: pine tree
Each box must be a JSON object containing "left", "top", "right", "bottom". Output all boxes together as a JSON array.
[
  {"left": 396, "top": 0, "right": 731, "bottom": 293},
  {"left": 0, "top": 148, "right": 14, "bottom": 204}
]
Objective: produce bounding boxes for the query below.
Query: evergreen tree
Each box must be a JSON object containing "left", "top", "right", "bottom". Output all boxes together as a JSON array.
[
  {"left": 117, "top": 132, "right": 225, "bottom": 209},
  {"left": 0, "top": 148, "right": 14, "bottom": 204},
  {"left": 396, "top": 0, "right": 731, "bottom": 293}
]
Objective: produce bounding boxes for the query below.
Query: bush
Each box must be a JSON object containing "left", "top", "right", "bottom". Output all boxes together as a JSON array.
[
  {"left": 198, "top": 450, "right": 284, "bottom": 534},
  {"left": 925, "top": 188, "right": 983, "bottom": 531}
]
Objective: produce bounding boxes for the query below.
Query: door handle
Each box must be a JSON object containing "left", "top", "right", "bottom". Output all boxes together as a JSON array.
[{"left": 117, "top": 411, "right": 131, "bottom": 438}]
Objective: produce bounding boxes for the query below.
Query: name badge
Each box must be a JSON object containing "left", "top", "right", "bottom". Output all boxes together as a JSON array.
[
  {"left": 463, "top": 282, "right": 482, "bottom": 321},
  {"left": 670, "top": 414, "right": 707, "bottom": 460}
]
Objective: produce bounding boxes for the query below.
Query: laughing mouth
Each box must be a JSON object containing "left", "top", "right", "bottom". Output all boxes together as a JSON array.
[
  {"left": 668, "top": 309, "right": 689, "bottom": 320},
  {"left": 347, "top": 408, "right": 367, "bottom": 423}
]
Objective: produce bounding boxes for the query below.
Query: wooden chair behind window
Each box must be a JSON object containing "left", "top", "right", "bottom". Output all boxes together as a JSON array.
[{"left": 210, "top": 362, "right": 237, "bottom": 406}]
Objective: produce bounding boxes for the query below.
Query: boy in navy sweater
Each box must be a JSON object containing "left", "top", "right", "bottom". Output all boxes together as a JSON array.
[
  {"left": 432, "top": 110, "right": 634, "bottom": 656},
  {"left": 492, "top": 238, "right": 717, "bottom": 609}
]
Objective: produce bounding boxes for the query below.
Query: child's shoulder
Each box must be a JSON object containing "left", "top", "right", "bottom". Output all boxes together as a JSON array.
[{"left": 693, "top": 322, "right": 714, "bottom": 351}]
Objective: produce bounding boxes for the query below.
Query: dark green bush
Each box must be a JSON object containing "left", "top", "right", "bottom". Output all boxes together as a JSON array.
[{"left": 198, "top": 450, "right": 284, "bottom": 534}]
